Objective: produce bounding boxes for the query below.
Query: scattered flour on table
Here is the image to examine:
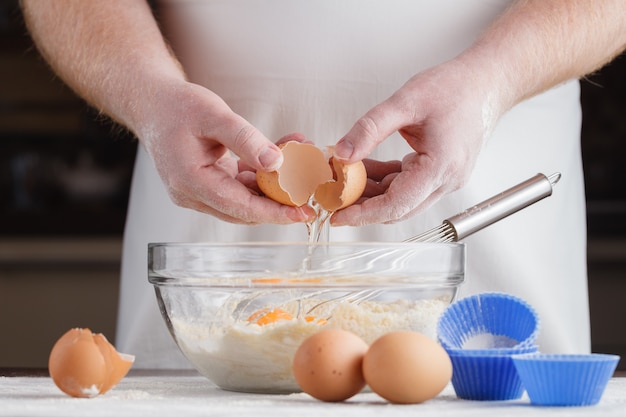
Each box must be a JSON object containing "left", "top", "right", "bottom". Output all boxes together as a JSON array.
[
  {"left": 108, "top": 390, "right": 156, "bottom": 400},
  {"left": 171, "top": 297, "right": 449, "bottom": 393}
]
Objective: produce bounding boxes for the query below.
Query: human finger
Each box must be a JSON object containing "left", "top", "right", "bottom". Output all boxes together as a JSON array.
[{"left": 333, "top": 99, "right": 408, "bottom": 163}]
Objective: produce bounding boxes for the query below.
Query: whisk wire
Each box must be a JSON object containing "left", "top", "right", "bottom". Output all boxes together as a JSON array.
[{"left": 405, "top": 222, "right": 456, "bottom": 243}]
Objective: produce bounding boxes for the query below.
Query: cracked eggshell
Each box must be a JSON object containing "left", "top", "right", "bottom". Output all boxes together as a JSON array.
[
  {"left": 256, "top": 141, "right": 332, "bottom": 206},
  {"left": 48, "top": 328, "right": 135, "bottom": 398},
  {"left": 314, "top": 156, "right": 367, "bottom": 211},
  {"left": 256, "top": 141, "right": 366, "bottom": 210}
]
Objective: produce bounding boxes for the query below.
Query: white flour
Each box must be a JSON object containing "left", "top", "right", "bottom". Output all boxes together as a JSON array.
[
  {"left": 462, "top": 333, "right": 519, "bottom": 349},
  {"left": 171, "top": 297, "right": 449, "bottom": 393}
]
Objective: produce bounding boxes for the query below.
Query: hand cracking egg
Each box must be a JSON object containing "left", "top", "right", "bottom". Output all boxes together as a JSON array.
[
  {"left": 48, "top": 328, "right": 135, "bottom": 398},
  {"left": 256, "top": 141, "right": 367, "bottom": 211}
]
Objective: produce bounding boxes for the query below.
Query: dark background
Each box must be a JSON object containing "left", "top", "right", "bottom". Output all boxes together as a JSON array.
[{"left": 1, "top": 0, "right": 625, "bottom": 368}]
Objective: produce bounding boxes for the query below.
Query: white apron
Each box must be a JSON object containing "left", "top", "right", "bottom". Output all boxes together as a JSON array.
[{"left": 117, "top": 0, "right": 589, "bottom": 368}]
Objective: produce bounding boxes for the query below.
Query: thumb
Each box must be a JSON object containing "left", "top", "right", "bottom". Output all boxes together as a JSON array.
[
  {"left": 226, "top": 117, "right": 283, "bottom": 172},
  {"left": 334, "top": 100, "right": 405, "bottom": 163}
]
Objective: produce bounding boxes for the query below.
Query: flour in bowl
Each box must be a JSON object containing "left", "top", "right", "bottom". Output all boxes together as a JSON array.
[{"left": 171, "top": 297, "right": 449, "bottom": 393}]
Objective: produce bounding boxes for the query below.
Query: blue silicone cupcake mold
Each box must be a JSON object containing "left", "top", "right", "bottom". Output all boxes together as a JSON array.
[
  {"left": 437, "top": 292, "right": 540, "bottom": 350},
  {"left": 447, "top": 347, "right": 538, "bottom": 401},
  {"left": 512, "top": 353, "right": 620, "bottom": 406}
]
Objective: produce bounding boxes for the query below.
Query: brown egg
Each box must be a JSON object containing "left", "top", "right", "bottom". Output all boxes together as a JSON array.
[
  {"left": 292, "top": 329, "right": 368, "bottom": 402},
  {"left": 48, "top": 328, "right": 135, "bottom": 398},
  {"left": 362, "top": 331, "right": 452, "bottom": 404},
  {"left": 256, "top": 141, "right": 366, "bottom": 210}
]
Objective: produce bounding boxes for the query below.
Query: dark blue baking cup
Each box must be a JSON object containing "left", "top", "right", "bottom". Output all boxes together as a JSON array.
[
  {"left": 447, "top": 346, "right": 538, "bottom": 401},
  {"left": 512, "top": 353, "right": 620, "bottom": 406},
  {"left": 437, "top": 292, "right": 540, "bottom": 350}
]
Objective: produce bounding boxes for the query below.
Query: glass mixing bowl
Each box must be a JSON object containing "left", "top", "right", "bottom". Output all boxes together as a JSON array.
[{"left": 148, "top": 242, "right": 465, "bottom": 394}]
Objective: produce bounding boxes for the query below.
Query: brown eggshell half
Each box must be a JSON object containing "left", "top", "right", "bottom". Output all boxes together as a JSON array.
[
  {"left": 257, "top": 141, "right": 333, "bottom": 206},
  {"left": 314, "top": 157, "right": 367, "bottom": 211},
  {"left": 48, "top": 328, "right": 134, "bottom": 398}
]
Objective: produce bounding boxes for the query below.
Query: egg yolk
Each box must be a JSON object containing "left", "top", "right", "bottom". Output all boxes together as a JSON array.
[
  {"left": 247, "top": 308, "right": 327, "bottom": 326},
  {"left": 251, "top": 278, "right": 284, "bottom": 284},
  {"left": 305, "top": 316, "right": 328, "bottom": 325},
  {"left": 248, "top": 308, "right": 293, "bottom": 325}
]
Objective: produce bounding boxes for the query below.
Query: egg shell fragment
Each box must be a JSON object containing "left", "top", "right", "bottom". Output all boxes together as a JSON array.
[
  {"left": 363, "top": 331, "right": 452, "bottom": 404},
  {"left": 48, "top": 328, "right": 134, "bottom": 398},
  {"left": 293, "top": 329, "right": 368, "bottom": 402},
  {"left": 314, "top": 156, "right": 367, "bottom": 211},
  {"left": 93, "top": 333, "right": 135, "bottom": 394}
]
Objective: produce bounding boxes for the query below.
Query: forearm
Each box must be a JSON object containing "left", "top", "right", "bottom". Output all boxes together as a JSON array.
[
  {"left": 20, "top": 0, "right": 185, "bottom": 134},
  {"left": 461, "top": 0, "right": 626, "bottom": 113}
]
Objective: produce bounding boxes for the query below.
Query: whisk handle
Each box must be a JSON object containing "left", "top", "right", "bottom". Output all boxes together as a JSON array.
[{"left": 445, "top": 173, "right": 560, "bottom": 241}]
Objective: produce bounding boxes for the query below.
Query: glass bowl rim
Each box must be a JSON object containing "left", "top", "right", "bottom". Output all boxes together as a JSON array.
[
  {"left": 147, "top": 241, "right": 465, "bottom": 288},
  {"left": 147, "top": 241, "right": 466, "bottom": 248}
]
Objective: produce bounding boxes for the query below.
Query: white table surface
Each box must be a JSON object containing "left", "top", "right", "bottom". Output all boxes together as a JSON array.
[{"left": 1, "top": 370, "right": 625, "bottom": 417}]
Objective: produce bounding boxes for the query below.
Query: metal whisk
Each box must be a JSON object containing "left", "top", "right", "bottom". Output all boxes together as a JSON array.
[
  {"left": 300, "top": 172, "right": 562, "bottom": 319},
  {"left": 406, "top": 172, "right": 561, "bottom": 243}
]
